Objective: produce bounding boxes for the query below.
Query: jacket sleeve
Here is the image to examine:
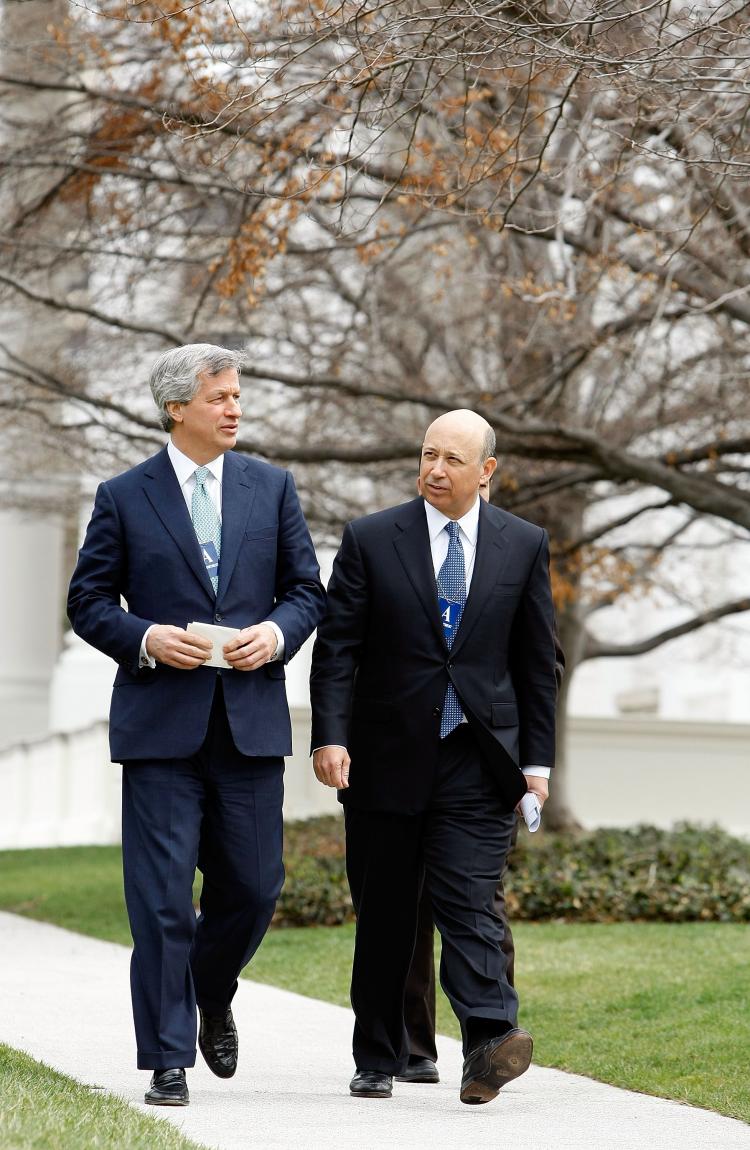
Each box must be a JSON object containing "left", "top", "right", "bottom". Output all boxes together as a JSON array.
[
  {"left": 67, "top": 482, "right": 156, "bottom": 676},
  {"left": 264, "top": 470, "right": 327, "bottom": 661},
  {"left": 508, "top": 530, "right": 560, "bottom": 768}
]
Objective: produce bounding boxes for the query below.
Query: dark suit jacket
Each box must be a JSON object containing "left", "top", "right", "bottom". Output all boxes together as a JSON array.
[
  {"left": 68, "top": 446, "right": 325, "bottom": 762},
  {"left": 310, "top": 497, "right": 559, "bottom": 813}
]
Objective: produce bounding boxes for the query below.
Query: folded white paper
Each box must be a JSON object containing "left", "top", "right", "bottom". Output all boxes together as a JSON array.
[
  {"left": 187, "top": 621, "right": 241, "bottom": 669},
  {"left": 519, "top": 792, "right": 542, "bottom": 833}
]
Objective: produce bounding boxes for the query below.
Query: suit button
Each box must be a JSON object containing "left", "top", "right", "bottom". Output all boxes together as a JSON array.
[
  {"left": 215, "top": 613, "right": 223, "bottom": 622},
  {"left": 447, "top": 661, "right": 454, "bottom": 670}
]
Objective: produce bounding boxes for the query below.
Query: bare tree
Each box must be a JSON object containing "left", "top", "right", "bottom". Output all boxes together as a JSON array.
[{"left": 1, "top": 0, "right": 748, "bottom": 824}]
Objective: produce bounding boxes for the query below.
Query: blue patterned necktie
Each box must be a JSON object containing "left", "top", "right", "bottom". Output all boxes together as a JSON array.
[
  {"left": 437, "top": 520, "right": 466, "bottom": 738},
  {"left": 191, "top": 465, "right": 222, "bottom": 594}
]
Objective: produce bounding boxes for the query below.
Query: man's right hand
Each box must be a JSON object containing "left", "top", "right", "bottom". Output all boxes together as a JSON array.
[
  {"left": 313, "top": 745, "right": 351, "bottom": 789},
  {"left": 146, "top": 625, "right": 213, "bottom": 669}
]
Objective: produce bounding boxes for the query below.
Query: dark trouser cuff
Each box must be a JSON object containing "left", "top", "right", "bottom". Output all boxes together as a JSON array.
[{"left": 137, "top": 1049, "right": 196, "bottom": 1070}]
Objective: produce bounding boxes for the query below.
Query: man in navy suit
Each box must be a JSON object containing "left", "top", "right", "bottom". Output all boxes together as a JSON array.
[
  {"left": 68, "top": 344, "right": 325, "bottom": 1106},
  {"left": 310, "top": 410, "right": 558, "bottom": 1105}
]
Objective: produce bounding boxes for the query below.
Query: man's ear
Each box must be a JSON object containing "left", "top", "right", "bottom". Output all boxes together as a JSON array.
[
  {"left": 167, "top": 402, "right": 183, "bottom": 423},
  {"left": 482, "top": 456, "right": 497, "bottom": 484}
]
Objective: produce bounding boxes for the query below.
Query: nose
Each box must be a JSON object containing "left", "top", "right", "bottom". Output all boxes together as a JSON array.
[{"left": 226, "top": 397, "right": 242, "bottom": 417}]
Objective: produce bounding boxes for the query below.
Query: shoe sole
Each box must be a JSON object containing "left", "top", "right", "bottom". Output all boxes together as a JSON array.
[
  {"left": 145, "top": 1096, "right": 190, "bottom": 1107},
  {"left": 460, "top": 1032, "right": 533, "bottom": 1105},
  {"left": 395, "top": 1072, "right": 440, "bottom": 1084},
  {"left": 350, "top": 1089, "right": 393, "bottom": 1098}
]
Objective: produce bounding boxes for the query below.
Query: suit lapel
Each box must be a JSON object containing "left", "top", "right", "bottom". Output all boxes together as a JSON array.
[
  {"left": 142, "top": 447, "right": 216, "bottom": 599},
  {"left": 451, "top": 501, "right": 510, "bottom": 659},
  {"left": 217, "top": 452, "right": 257, "bottom": 598},
  {"left": 393, "top": 499, "right": 446, "bottom": 648}
]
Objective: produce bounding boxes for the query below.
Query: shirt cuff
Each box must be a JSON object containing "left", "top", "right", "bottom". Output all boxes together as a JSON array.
[
  {"left": 139, "top": 626, "right": 157, "bottom": 669},
  {"left": 522, "top": 766, "right": 551, "bottom": 779},
  {"left": 264, "top": 621, "right": 285, "bottom": 662}
]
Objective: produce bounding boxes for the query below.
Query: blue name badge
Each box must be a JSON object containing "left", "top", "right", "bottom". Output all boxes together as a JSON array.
[
  {"left": 199, "top": 540, "right": 219, "bottom": 580},
  {"left": 438, "top": 596, "right": 461, "bottom": 641}
]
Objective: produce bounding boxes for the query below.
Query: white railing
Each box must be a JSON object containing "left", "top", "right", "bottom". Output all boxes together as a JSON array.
[
  {"left": 0, "top": 712, "right": 748, "bottom": 849},
  {"left": 0, "top": 709, "right": 339, "bottom": 850}
]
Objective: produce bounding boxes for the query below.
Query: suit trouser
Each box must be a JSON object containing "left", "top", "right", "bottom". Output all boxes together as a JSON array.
[
  {"left": 404, "top": 819, "right": 518, "bottom": 1063},
  {"left": 344, "top": 725, "right": 517, "bottom": 1074},
  {"left": 121, "top": 681, "right": 285, "bottom": 1070}
]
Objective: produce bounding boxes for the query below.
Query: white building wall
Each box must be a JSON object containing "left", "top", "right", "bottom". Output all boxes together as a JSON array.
[
  {"left": 1, "top": 711, "right": 747, "bottom": 850},
  {"left": 0, "top": 507, "right": 65, "bottom": 749}
]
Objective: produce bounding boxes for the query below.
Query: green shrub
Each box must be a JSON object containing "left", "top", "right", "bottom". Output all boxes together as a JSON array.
[
  {"left": 275, "top": 816, "right": 750, "bottom": 927},
  {"left": 274, "top": 816, "right": 352, "bottom": 926},
  {"left": 506, "top": 822, "right": 750, "bottom": 923}
]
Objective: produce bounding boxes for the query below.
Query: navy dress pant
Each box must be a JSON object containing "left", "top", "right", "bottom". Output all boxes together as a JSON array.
[
  {"left": 344, "top": 724, "right": 517, "bottom": 1074},
  {"left": 121, "top": 680, "right": 284, "bottom": 1070}
]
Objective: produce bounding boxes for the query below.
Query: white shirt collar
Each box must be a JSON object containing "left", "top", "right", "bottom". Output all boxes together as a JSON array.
[
  {"left": 423, "top": 495, "right": 481, "bottom": 545},
  {"left": 167, "top": 440, "right": 224, "bottom": 488}
]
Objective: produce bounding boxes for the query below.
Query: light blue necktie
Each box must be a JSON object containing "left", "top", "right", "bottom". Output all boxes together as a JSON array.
[
  {"left": 191, "top": 465, "right": 222, "bottom": 594},
  {"left": 438, "top": 521, "right": 466, "bottom": 738}
]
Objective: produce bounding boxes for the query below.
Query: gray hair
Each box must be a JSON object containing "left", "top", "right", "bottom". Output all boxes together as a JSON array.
[
  {"left": 149, "top": 344, "right": 245, "bottom": 432},
  {"left": 481, "top": 424, "right": 496, "bottom": 463}
]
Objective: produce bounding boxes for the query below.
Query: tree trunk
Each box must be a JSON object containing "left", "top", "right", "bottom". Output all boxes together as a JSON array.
[{"left": 543, "top": 603, "right": 586, "bottom": 831}]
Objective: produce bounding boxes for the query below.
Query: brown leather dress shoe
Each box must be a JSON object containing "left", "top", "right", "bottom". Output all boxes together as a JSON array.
[
  {"left": 198, "top": 1006, "right": 238, "bottom": 1078},
  {"left": 349, "top": 1070, "right": 393, "bottom": 1098},
  {"left": 395, "top": 1057, "right": 440, "bottom": 1083},
  {"left": 460, "top": 1029, "right": 533, "bottom": 1104},
  {"left": 144, "top": 1067, "right": 189, "bottom": 1106}
]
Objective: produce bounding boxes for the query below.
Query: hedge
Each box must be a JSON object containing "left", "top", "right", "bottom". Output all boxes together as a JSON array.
[{"left": 274, "top": 816, "right": 750, "bottom": 927}]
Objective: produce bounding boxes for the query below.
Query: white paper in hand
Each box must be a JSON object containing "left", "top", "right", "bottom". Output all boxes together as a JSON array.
[
  {"left": 519, "top": 792, "right": 542, "bottom": 833},
  {"left": 187, "top": 621, "right": 241, "bottom": 669}
]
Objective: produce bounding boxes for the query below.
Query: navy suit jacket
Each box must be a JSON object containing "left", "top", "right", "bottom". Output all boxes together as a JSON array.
[
  {"left": 68, "top": 447, "right": 326, "bottom": 762},
  {"left": 310, "top": 497, "right": 559, "bottom": 813}
]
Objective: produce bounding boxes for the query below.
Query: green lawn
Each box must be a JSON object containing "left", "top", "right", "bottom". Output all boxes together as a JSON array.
[
  {"left": 248, "top": 919, "right": 750, "bottom": 1122},
  {"left": 0, "top": 1045, "right": 207, "bottom": 1150},
  {"left": 1, "top": 845, "right": 749, "bottom": 1125}
]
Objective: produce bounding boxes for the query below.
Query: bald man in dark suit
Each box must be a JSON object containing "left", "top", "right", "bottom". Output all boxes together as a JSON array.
[{"left": 311, "top": 410, "right": 559, "bottom": 1104}]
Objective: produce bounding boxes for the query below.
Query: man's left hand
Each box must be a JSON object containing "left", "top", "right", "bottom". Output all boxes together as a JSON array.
[{"left": 223, "top": 623, "right": 278, "bottom": 670}]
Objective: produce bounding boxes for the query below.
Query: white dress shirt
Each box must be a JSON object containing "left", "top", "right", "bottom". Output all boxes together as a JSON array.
[
  {"left": 139, "top": 441, "right": 284, "bottom": 667},
  {"left": 423, "top": 497, "right": 550, "bottom": 781}
]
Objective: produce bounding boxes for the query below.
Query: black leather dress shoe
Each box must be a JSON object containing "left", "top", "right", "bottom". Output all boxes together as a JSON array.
[
  {"left": 198, "top": 1006, "right": 238, "bottom": 1078},
  {"left": 349, "top": 1070, "right": 393, "bottom": 1098},
  {"left": 144, "top": 1068, "right": 189, "bottom": 1106},
  {"left": 395, "top": 1057, "right": 440, "bottom": 1084},
  {"left": 460, "top": 1028, "right": 533, "bottom": 1104}
]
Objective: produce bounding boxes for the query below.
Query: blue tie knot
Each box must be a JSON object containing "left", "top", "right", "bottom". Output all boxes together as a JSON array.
[
  {"left": 194, "top": 465, "right": 210, "bottom": 486},
  {"left": 447, "top": 520, "right": 459, "bottom": 541}
]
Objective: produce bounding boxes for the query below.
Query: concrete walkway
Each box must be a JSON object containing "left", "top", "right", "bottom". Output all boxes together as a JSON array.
[{"left": 1, "top": 911, "right": 748, "bottom": 1150}]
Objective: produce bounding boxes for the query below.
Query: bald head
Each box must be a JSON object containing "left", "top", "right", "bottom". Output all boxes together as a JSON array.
[
  {"left": 419, "top": 409, "right": 497, "bottom": 520},
  {"left": 425, "top": 410, "right": 495, "bottom": 462}
]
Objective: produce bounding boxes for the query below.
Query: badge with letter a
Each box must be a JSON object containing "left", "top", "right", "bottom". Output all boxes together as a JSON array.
[
  {"left": 438, "top": 595, "right": 461, "bottom": 642},
  {"left": 200, "top": 540, "right": 219, "bottom": 581}
]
